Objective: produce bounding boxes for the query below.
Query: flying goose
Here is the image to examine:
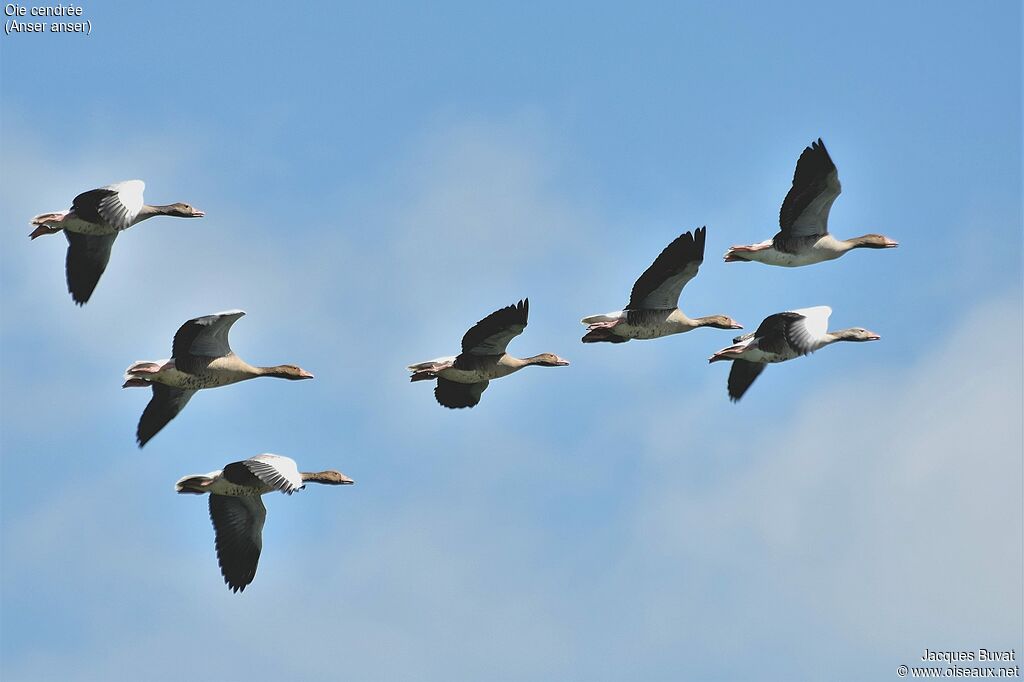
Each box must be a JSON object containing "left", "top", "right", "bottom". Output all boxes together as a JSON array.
[
  {"left": 724, "top": 139, "right": 898, "bottom": 266},
  {"left": 124, "top": 310, "right": 313, "bottom": 447},
  {"left": 581, "top": 227, "right": 742, "bottom": 343},
  {"left": 176, "top": 454, "right": 354, "bottom": 593},
  {"left": 30, "top": 180, "right": 204, "bottom": 304},
  {"left": 709, "top": 306, "right": 880, "bottom": 401},
  {"left": 408, "top": 299, "right": 569, "bottom": 408}
]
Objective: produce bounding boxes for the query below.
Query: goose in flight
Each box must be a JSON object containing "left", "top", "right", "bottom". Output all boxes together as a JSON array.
[
  {"left": 30, "top": 180, "right": 204, "bottom": 304},
  {"left": 176, "top": 454, "right": 354, "bottom": 593},
  {"left": 407, "top": 299, "right": 569, "bottom": 408},
  {"left": 724, "top": 139, "right": 897, "bottom": 266},
  {"left": 581, "top": 227, "right": 742, "bottom": 343},
  {"left": 709, "top": 306, "right": 880, "bottom": 401},
  {"left": 124, "top": 310, "right": 313, "bottom": 447}
]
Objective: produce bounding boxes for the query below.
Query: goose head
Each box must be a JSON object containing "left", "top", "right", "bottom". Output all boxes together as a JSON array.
[
  {"left": 163, "top": 203, "right": 205, "bottom": 218},
  {"left": 850, "top": 234, "right": 898, "bottom": 249},
  {"left": 698, "top": 315, "right": 744, "bottom": 330},
  {"left": 527, "top": 353, "right": 570, "bottom": 367},
  {"left": 302, "top": 470, "right": 355, "bottom": 485},
  {"left": 835, "top": 327, "right": 881, "bottom": 342},
  {"left": 262, "top": 364, "right": 315, "bottom": 380}
]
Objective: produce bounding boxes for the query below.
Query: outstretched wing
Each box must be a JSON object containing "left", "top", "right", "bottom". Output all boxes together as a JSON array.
[
  {"left": 461, "top": 299, "right": 528, "bottom": 356},
  {"left": 64, "top": 232, "right": 117, "bottom": 305},
  {"left": 208, "top": 494, "right": 265, "bottom": 593},
  {"left": 627, "top": 227, "right": 706, "bottom": 310},
  {"left": 224, "top": 455, "right": 304, "bottom": 494},
  {"left": 172, "top": 310, "right": 246, "bottom": 373},
  {"left": 434, "top": 378, "right": 489, "bottom": 408},
  {"left": 727, "top": 360, "right": 767, "bottom": 402},
  {"left": 778, "top": 139, "right": 841, "bottom": 238},
  {"left": 137, "top": 384, "right": 196, "bottom": 447},
  {"left": 72, "top": 180, "right": 145, "bottom": 231},
  {"left": 753, "top": 306, "right": 831, "bottom": 356}
]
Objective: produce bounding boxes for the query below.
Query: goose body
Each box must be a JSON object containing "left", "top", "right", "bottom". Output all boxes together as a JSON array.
[
  {"left": 724, "top": 139, "right": 897, "bottom": 267},
  {"left": 709, "top": 306, "right": 880, "bottom": 401},
  {"left": 581, "top": 227, "right": 742, "bottom": 343},
  {"left": 124, "top": 311, "right": 313, "bottom": 446},
  {"left": 407, "top": 299, "right": 569, "bottom": 408},
  {"left": 176, "top": 454, "right": 354, "bottom": 593},
  {"left": 582, "top": 308, "right": 728, "bottom": 341},
  {"left": 30, "top": 180, "right": 204, "bottom": 304}
]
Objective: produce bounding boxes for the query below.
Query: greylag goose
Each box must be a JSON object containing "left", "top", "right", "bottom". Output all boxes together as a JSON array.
[
  {"left": 30, "top": 180, "right": 204, "bottom": 304},
  {"left": 407, "top": 299, "right": 569, "bottom": 408},
  {"left": 709, "top": 306, "right": 880, "bottom": 401},
  {"left": 124, "top": 311, "right": 313, "bottom": 447},
  {"left": 724, "top": 139, "right": 897, "bottom": 266},
  {"left": 176, "top": 454, "right": 354, "bottom": 593},
  {"left": 581, "top": 227, "right": 742, "bottom": 343}
]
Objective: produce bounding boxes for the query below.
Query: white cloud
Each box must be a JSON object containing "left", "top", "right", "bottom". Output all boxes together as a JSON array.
[
  {"left": 2, "top": 112, "right": 1020, "bottom": 681},
  {"left": 617, "top": 294, "right": 1023, "bottom": 677}
]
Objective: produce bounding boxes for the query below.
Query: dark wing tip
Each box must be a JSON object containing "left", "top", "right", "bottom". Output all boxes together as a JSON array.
[
  {"left": 726, "top": 360, "right": 765, "bottom": 402},
  {"left": 694, "top": 226, "right": 707, "bottom": 259},
  {"left": 779, "top": 141, "right": 838, "bottom": 231},
  {"left": 813, "top": 137, "right": 833, "bottom": 164},
  {"left": 64, "top": 233, "right": 113, "bottom": 305},
  {"left": 67, "top": 280, "right": 94, "bottom": 305},
  {"left": 434, "top": 378, "right": 486, "bottom": 408},
  {"left": 135, "top": 385, "right": 193, "bottom": 448},
  {"left": 510, "top": 298, "right": 529, "bottom": 326},
  {"left": 461, "top": 298, "right": 530, "bottom": 353},
  {"left": 136, "top": 414, "right": 155, "bottom": 448},
  {"left": 625, "top": 228, "right": 706, "bottom": 309},
  {"left": 209, "top": 495, "right": 261, "bottom": 593},
  {"left": 434, "top": 385, "right": 475, "bottom": 409}
]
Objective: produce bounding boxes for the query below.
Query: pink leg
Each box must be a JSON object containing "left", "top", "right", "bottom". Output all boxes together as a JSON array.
[
  {"left": 586, "top": 319, "right": 621, "bottom": 331},
  {"left": 129, "top": 362, "right": 163, "bottom": 374},
  {"left": 708, "top": 347, "right": 745, "bottom": 363},
  {"left": 724, "top": 243, "right": 770, "bottom": 263}
]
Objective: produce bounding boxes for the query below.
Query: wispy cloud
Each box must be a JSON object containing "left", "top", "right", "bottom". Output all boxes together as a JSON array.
[{"left": 2, "top": 110, "right": 1021, "bottom": 682}]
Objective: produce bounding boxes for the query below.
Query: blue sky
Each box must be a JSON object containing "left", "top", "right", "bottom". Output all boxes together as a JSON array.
[{"left": 1, "top": 2, "right": 1021, "bottom": 680}]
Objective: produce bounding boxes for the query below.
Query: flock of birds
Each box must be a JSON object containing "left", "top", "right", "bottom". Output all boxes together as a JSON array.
[{"left": 29, "top": 138, "right": 896, "bottom": 592}]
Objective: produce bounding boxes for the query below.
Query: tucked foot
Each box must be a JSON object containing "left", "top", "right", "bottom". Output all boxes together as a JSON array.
[
  {"left": 123, "top": 360, "right": 168, "bottom": 387},
  {"left": 29, "top": 224, "right": 62, "bottom": 240},
  {"left": 724, "top": 244, "right": 765, "bottom": 262},
  {"left": 708, "top": 350, "right": 742, "bottom": 363}
]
